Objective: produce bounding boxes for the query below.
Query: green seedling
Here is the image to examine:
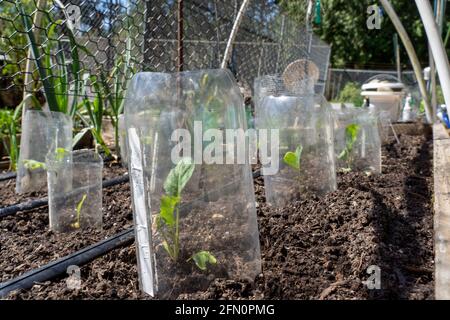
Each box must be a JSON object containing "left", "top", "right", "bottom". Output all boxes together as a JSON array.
[
  {"left": 55, "top": 147, "right": 69, "bottom": 161},
  {"left": 188, "top": 251, "right": 217, "bottom": 271},
  {"left": 24, "top": 147, "right": 69, "bottom": 172},
  {"left": 338, "top": 123, "right": 361, "bottom": 170},
  {"left": 157, "top": 157, "right": 217, "bottom": 271},
  {"left": 71, "top": 194, "right": 87, "bottom": 229},
  {"left": 23, "top": 159, "right": 47, "bottom": 171},
  {"left": 157, "top": 157, "right": 194, "bottom": 261},
  {"left": 283, "top": 145, "right": 303, "bottom": 194},
  {"left": 283, "top": 145, "right": 303, "bottom": 170},
  {"left": 0, "top": 109, "right": 19, "bottom": 171}
]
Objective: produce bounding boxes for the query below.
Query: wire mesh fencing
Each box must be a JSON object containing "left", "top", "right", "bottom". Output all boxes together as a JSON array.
[
  {"left": 0, "top": 0, "right": 314, "bottom": 108},
  {"left": 308, "top": 34, "right": 331, "bottom": 96}
]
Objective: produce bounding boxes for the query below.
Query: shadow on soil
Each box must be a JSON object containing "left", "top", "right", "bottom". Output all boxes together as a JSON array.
[{"left": 369, "top": 137, "right": 433, "bottom": 299}]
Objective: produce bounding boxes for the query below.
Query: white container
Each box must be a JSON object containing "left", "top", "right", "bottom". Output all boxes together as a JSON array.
[
  {"left": 361, "top": 91, "right": 405, "bottom": 122},
  {"left": 46, "top": 149, "right": 103, "bottom": 232},
  {"left": 401, "top": 94, "right": 416, "bottom": 122},
  {"left": 361, "top": 79, "right": 405, "bottom": 122}
]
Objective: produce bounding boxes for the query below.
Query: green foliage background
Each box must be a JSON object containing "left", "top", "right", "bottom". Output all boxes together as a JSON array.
[
  {"left": 278, "top": 0, "right": 449, "bottom": 69},
  {"left": 335, "top": 82, "right": 363, "bottom": 106}
]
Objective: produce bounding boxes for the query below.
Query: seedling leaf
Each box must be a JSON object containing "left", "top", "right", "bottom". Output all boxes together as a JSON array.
[
  {"left": 23, "top": 159, "right": 47, "bottom": 171},
  {"left": 345, "top": 124, "right": 360, "bottom": 149},
  {"left": 283, "top": 145, "right": 303, "bottom": 170},
  {"left": 163, "top": 157, "right": 195, "bottom": 196},
  {"left": 159, "top": 195, "right": 180, "bottom": 227},
  {"left": 56, "top": 148, "right": 69, "bottom": 161},
  {"left": 338, "top": 124, "right": 360, "bottom": 163},
  {"left": 158, "top": 157, "right": 195, "bottom": 262},
  {"left": 190, "top": 251, "right": 217, "bottom": 271}
]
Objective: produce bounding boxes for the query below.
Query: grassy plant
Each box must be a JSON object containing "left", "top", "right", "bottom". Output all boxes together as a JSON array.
[
  {"left": 0, "top": 109, "right": 19, "bottom": 170},
  {"left": 74, "top": 74, "right": 111, "bottom": 156},
  {"left": 17, "top": 1, "right": 112, "bottom": 155},
  {"left": 104, "top": 53, "right": 135, "bottom": 158},
  {"left": 95, "top": 10, "right": 136, "bottom": 158},
  {"left": 184, "top": 73, "right": 224, "bottom": 191},
  {"left": 17, "top": 1, "right": 82, "bottom": 116},
  {"left": 157, "top": 157, "right": 217, "bottom": 271},
  {"left": 338, "top": 123, "right": 360, "bottom": 170},
  {"left": 0, "top": 95, "right": 40, "bottom": 171}
]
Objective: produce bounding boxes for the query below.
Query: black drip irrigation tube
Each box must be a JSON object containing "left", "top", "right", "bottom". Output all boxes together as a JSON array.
[
  {"left": 0, "top": 175, "right": 130, "bottom": 219},
  {"left": 0, "top": 228, "right": 135, "bottom": 298},
  {"left": 0, "top": 157, "right": 117, "bottom": 183},
  {"left": 0, "top": 169, "right": 262, "bottom": 297},
  {"left": 0, "top": 171, "right": 16, "bottom": 182}
]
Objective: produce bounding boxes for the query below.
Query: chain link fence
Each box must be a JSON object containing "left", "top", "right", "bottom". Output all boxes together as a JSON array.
[{"left": 0, "top": 0, "right": 315, "bottom": 108}]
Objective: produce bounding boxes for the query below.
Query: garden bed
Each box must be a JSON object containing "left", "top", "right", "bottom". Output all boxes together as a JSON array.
[
  {"left": 0, "top": 162, "right": 130, "bottom": 283},
  {"left": 2, "top": 131, "right": 434, "bottom": 300}
]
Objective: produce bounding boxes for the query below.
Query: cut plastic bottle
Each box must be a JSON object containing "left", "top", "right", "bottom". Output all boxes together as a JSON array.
[
  {"left": 46, "top": 149, "right": 103, "bottom": 232},
  {"left": 334, "top": 107, "right": 382, "bottom": 174},
  {"left": 254, "top": 74, "right": 336, "bottom": 207},
  {"left": 16, "top": 110, "right": 72, "bottom": 194},
  {"left": 124, "top": 69, "right": 261, "bottom": 298}
]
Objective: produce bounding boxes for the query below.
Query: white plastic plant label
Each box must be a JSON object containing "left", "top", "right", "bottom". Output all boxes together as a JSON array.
[{"left": 128, "top": 127, "right": 154, "bottom": 296}]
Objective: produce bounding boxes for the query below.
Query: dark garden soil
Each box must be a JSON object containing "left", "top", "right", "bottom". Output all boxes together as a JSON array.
[
  {"left": 0, "top": 162, "right": 131, "bottom": 282},
  {"left": 4, "top": 134, "right": 434, "bottom": 300}
]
